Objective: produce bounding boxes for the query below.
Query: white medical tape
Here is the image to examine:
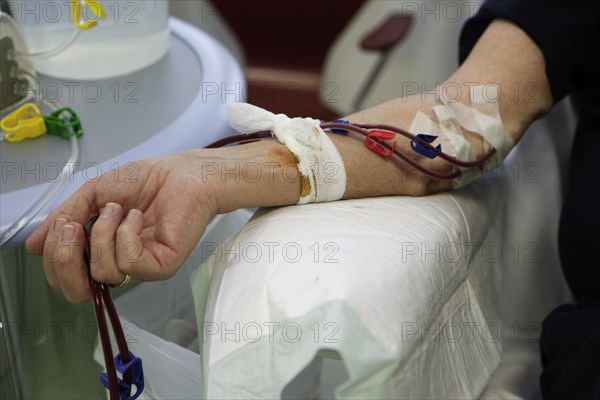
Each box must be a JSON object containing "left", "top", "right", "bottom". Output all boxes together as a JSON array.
[
  {"left": 441, "top": 85, "right": 514, "bottom": 162},
  {"left": 409, "top": 111, "right": 456, "bottom": 158},
  {"left": 408, "top": 85, "right": 513, "bottom": 188},
  {"left": 432, "top": 106, "right": 476, "bottom": 162},
  {"left": 227, "top": 103, "right": 347, "bottom": 204}
]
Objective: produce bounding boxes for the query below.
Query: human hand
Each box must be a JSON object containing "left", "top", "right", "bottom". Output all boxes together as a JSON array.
[{"left": 26, "top": 151, "right": 218, "bottom": 303}]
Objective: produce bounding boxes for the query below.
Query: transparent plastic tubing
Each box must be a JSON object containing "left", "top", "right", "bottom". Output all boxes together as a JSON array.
[
  {"left": 1, "top": 69, "right": 82, "bottom": 246},
  {"left": 0, "top": 135, "right": 79, "bottom": 246},
  {"left": 15, "top": 28, "right": 81, "bottom": 60}
]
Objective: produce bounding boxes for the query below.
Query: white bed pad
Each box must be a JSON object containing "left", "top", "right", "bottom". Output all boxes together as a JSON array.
[{"left": 191, "top": 180, "right": 504, "bottom": 399}]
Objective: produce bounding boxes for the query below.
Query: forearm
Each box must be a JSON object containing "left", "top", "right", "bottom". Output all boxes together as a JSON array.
[
  {"left": 342, "top": 20, "right": 553, "bottom": 191},
  {"left": 194, "top": 131, "right": 434, "bottom": 215},
  {"left": 349, "top": 19, "right": 552, "bottom": 141},
  {"left": 196, "top": 19, "right": 554, "bottom": 213}
]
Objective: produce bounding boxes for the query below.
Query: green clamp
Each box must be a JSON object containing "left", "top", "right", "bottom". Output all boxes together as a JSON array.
[{"left": 43, "top": 108, "right": 83, "bottom": 140}]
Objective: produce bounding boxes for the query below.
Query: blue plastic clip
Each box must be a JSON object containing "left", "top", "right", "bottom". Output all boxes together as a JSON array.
[
  {"left": 411, "top": 134, "right": 442, "bottom": 159},
  {"left": 100, "top": 352, "right": 144, "bottom": 400},
  {"left": 330, "top": 119, "right": 349, "bottom": 134}
]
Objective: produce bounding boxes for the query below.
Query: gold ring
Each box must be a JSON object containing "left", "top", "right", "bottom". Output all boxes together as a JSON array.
[{"left": 110, "top": 273, "right": 131, "bottom": 289}]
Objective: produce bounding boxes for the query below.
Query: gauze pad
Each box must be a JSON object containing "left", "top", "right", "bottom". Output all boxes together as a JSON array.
[{"left": 227, "top": 103, "right": 346, "bottom": 204}]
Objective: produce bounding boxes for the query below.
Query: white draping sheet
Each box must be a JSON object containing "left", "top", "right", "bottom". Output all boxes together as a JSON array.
[{"left": 192, "top": 180, "right": 505, "bottom": 399}]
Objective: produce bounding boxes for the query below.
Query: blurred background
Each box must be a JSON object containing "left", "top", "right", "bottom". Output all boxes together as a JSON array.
[{"left": 169, "top": 0, "right": 468, "bottom": 119}]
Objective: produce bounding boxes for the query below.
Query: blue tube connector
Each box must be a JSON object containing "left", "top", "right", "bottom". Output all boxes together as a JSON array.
[{"left": 100, "top": 352, "right": 144, "bottom": 400}]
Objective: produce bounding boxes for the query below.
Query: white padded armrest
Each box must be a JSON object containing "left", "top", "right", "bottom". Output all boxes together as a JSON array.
[{"left": 192, "top": 181, "right": 503, "bottom": 399}]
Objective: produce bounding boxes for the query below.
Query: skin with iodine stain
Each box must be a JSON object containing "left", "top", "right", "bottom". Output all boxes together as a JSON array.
[{"left": 269, "top": 145, "right": 311, "bottom": 198}]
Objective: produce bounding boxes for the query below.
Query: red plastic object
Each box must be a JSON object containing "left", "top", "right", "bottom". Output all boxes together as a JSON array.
[{"left": 365, "top": 130, "right": 396, "bottom": 157}]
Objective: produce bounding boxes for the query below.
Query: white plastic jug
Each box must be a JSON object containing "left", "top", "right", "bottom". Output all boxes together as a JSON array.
[{"left": 8, "top": 0, "right": 170, "bottom": 80}]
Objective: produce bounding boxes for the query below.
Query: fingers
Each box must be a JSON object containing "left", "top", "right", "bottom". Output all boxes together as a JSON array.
[
  {"left": 43, "top": 215, "right": 91, "bottom": 304},
  {"left": 40, "top": 204, "right": 142, "bottom": 302},
  {"left": 42, "top": 216, "right": 68, "bottom": 290},
  {"left": 116, "top": 209, "right": 169, "bottom": 281},
  {"left": 89, "top": 203, "right": 127, "bottom": 286},
  {"left": 90, "top": 205, "right": 165, "bottom": 284},
  {"left": 36, "top": 202, "right": 177, "bottom": 301},
  {"left": 26, "top": 181, "right": 96, "bottom": 255}
]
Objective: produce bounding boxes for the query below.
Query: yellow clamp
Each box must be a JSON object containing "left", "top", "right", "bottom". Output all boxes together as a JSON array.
[
  {"left": 71, "top": 0, "right": 106, "bottom": 31},
  {"left": 1, "top": 103, "right": 47, "bottom": 143}
]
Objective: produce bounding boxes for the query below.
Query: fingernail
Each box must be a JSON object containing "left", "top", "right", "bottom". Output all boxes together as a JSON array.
[
  {"left": 60, "top": 224, "right": 75, "bottom": 243},
  {"left": 126, "top": 209, "right": 142, "bottom": 222},
  {"left": 54, "top": 218, "right": 68, "bottom": 235},
  {"left": 101, "top": 203, "right": 116, "bottom": 218}
]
